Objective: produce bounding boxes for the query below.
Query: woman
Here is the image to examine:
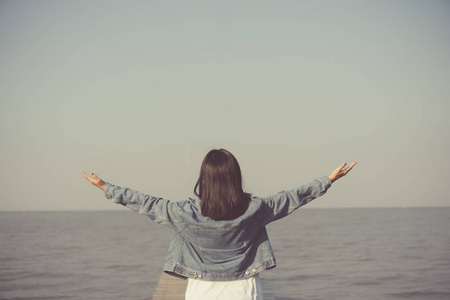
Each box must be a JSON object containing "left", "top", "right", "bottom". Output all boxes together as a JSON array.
[{"left": 82, "top": 149, "right": 356, "bottom": 299}]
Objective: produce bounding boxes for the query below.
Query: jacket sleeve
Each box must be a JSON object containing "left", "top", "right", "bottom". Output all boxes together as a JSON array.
[
  {"left": 104, "top": 182, "right": 183, "bottom": 230},
  {"left": 259, "top": 175, "right": 332, "bottom": 225}
]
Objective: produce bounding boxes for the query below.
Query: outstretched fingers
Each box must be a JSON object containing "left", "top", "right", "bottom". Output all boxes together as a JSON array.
[
  {"left": 329, "top": 162, "right": 357, "bottom": 183},
  {"left": 339, "top": 163, "right": 347, "bottom": 171},
  {"left": 81, "top": 171, "right": 94, "bottom": 183},
  {"left": 81, "top": 171, "right": 106, "bottom": 191},
  {"left": 343, "top": 162, "right": 357, "bottom": 175}
]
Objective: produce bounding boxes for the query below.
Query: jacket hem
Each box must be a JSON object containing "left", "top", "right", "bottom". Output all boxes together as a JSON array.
[{"left": 163, "top": 258, "right": 276, "bottom": 282}]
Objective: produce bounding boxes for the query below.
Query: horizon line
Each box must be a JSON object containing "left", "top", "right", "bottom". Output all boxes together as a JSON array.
[{"left": 1, "top": 206, "right": 449, "bottom": 213}]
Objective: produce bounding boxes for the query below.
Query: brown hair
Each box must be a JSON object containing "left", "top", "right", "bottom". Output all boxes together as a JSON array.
[{"left": 194, "top": 149, "right": 250, "bottom": 220}]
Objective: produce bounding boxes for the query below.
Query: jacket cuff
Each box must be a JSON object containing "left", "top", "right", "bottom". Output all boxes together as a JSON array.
[
  {"left": 104, "top": 182, "right": 114, "bottom": 200},
  {"left": 319, "top": 175, "right": 332, "bottom": 189}
]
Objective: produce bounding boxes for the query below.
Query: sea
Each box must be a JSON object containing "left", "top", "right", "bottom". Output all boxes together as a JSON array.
[{"left": 1, "top": 207, "right": 449, "bottom": 300}]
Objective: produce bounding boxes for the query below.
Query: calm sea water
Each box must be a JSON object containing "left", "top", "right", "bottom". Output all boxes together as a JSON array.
[{"left": 1, "top": 208, "right": 449, "bottom": 300}]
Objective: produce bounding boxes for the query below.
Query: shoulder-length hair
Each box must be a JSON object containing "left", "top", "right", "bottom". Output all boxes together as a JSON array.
[{"left": 194, "top": 149, "right": 250, "bottom": 221}]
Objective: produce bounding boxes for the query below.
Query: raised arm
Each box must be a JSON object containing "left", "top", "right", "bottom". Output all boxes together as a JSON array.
[
  {"left": 260, "top": 176, "right": 332, "bottom": 224},
  {"left": 260, "top": 162, "right": 357, "bottom": 224},
  {"left": 81, "top": 171, "right": 182, "bottom": 229}
]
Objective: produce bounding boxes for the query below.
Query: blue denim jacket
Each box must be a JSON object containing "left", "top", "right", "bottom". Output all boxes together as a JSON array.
[{"left": 104, "top": 176, "right": 331, "bottom": 281}]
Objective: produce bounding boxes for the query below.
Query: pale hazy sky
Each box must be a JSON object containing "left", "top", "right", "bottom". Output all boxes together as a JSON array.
[{"left": 1, "top": 0, "right": 449, "bottom": 211}]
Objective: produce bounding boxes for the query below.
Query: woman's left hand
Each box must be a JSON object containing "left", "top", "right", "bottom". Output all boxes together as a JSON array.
[
  {"left": 328, "top": 162, "right": 357, "bottom": 183},
  {"left": 82, "top": 171, "right": 106, "bottom": 191}
]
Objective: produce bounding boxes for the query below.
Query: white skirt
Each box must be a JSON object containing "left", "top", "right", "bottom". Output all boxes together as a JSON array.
[{"left": 185, "top": 274, "right": 264, "bottom": 300}]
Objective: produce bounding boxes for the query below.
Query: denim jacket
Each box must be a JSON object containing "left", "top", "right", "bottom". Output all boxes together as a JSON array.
[{"left": 104, "top": 175, "right": 331, "bottom": 281}]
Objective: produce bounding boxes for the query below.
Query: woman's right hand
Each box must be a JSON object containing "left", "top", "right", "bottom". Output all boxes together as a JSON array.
[
  {"left": 329, "top": 162, "right": 357, "bottom": 183},
  {"left": 82, "top": 171, "right": 106, "bottom": 191}
]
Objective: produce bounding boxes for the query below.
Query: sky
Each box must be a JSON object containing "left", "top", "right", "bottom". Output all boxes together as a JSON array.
[{"left": 1, "top": 0, "right": 449, "bottom": 211}]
